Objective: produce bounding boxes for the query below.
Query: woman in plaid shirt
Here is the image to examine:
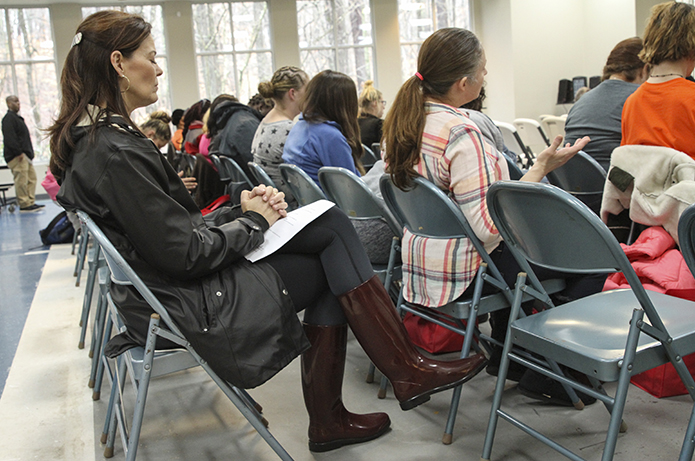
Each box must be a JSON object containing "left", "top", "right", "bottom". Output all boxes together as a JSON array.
[{"left": 383, "top": 28, "right": 605, "bottom": 405}]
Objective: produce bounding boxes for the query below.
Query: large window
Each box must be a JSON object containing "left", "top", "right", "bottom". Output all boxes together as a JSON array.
[
  {"left": 82, "top": 5, "right": 172, "bottom": 125},
  {"left": 297, "top": 0, "right": 375, "bottom": 88},
  {"left": 0, "top": 8, "right": 58, "bottom": 165},
  {"left": 193, "top": 2, "right": 273, "bottom": 104},
  {"left": 399, "top": 0, "right": 470, "bottom": 80}
]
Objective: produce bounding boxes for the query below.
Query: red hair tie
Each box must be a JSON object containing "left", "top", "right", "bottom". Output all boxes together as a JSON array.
[{"left": 415, "top": 72, "right": 424, "bottom": 81}]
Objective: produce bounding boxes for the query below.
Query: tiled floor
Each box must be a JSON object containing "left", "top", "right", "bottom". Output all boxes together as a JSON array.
[{"left": 1, "top": 207, "right": 694, "bottom": 460}]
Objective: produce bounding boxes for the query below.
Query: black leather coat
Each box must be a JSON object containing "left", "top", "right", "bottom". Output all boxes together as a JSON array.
[{"left": 57, "top": 115, "right": 309, "bottom": 389}]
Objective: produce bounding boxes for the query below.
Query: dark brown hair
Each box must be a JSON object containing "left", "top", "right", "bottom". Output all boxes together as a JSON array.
[
  {"left": 302, "top": 70, "right": 364, "bottom": 174},
  {"left": 602, "top": 37, "right": 644, "bottom": 82},
  {"left": 640, "top": 2, "right": 695, "bottom": 66},
  {"left": 49, "top": 10, "right": 152, "bottom": 178},
  {"left": 382, "top": 28, "right": 483, "bottom": 189}
]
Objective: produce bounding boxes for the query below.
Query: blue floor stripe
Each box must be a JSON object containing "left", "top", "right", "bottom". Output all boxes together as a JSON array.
[{"left": 0, "top": 198, "right": 65, "bottom": 398}]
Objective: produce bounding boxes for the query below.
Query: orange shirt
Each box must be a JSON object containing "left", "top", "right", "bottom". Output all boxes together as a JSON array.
[
  {"left": 172, "top": 129, "right": 183, "bottom": 151},
  {"left": 621, "top": 78, "right": 695, "bottom": 159}
]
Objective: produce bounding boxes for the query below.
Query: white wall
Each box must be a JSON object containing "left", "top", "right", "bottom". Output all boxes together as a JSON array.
[{"left": 477, "top": 0, "right": 636, "bottom": 123}]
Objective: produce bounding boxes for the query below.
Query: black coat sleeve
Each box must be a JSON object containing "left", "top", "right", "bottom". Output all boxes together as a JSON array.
[{"left": 96, "top": 142, "right": 268, "bottom": 281}]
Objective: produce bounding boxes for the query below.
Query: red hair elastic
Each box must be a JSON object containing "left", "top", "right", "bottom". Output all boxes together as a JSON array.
[{"left": 415, "top": 72, "right": 424, "bottom": 81}]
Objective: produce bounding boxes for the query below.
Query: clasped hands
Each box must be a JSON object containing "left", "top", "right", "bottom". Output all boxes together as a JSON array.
[{"left": 241, "top": 185, "right": 288, "bottom": 227}]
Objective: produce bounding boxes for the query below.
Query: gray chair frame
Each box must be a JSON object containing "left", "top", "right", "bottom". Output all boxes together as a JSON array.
[
  {"left": 247, "top": 161, "right": 278, "bottom": 188},
  {"left": 210, "top": 154, "right": 254, "bottom": 204},
  {"left": 482, "top": 181, "right": 695, "bottom": 461},
  {"left": 76, "top": 210, "right": 294, "bottom": 461},
  {"left": 379, "top": 175, "right": 570, "bottom": 445},
  {"left": 279, "top": 163, "right": 326, "bottom": 207},
  {"left": 545, "top": 150, "right": 607, "bottom": 215},
  {"left": 677, "top": 203, "right": 695, "bottom": 461}
]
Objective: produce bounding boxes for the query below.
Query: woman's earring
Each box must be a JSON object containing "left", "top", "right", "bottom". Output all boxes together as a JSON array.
[{"left": 120, "top": 74, "right": 131, "bottom": 93}]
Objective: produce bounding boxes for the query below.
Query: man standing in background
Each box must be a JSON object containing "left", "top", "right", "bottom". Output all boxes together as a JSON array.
[{"left": 2, "top": 95, "right": 43, "bottom": 212}]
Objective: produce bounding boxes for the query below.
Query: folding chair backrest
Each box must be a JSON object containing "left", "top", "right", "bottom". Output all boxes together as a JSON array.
[
  {"left": 218, "top": 156, "right": 254, "bottom": 188},
  {"left": 679, "top": 203, "right": 695, "bottom": 276},
  {"left": 247, "top": 161, "right": 277, "bottom": 188},
  {"left": 318, "top": 167, "right": 401, "bottom": 236},
  {"left": 75, "top": 210, "right": 185, "bottom": 340},
  {"left": 540, "top": 115, "right": 566, "bottom": 139},
  {"left": 487, "top": 181, "right": 626, "bottom": 274},
  {"left": 545, "top": 150, "right": 606, "bottom": 193},
  {"left": 361, "top": 144, "right": 379, "bottom": 170},
  {"left": 494, "top": 121, "right": 531, "bottom": 159},
  {"left": 513, "top": 118, "right": 550, "bottom": 152},
  {"left": 379, "top": 175, "right": 493, "bottom": 264},
  {"left": 209, "top": 154, "right": 230, "bottom": 182},
  {"left": 279, "top": 163, "right": 326, "bottom": 206}
]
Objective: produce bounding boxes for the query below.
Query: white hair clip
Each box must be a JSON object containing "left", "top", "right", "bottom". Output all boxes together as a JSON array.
[{"left": 71, "top": 32, "right": 82, "bottom": 49}]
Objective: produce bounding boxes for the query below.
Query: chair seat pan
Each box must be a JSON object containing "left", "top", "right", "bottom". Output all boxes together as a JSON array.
[
  {"left": 128, "top": 347, "right": 199, "bottom": 380},
  {"left": 511, "top": 288, "right": 695, "bottom": 381}
]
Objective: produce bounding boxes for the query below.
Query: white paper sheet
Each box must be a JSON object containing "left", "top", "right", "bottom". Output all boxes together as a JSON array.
[{"left": 244, "top": 199, "right": 335, "bottom": 262}]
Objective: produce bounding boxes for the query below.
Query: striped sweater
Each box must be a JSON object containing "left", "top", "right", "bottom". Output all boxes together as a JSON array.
[{"left": 402, "top": 102, "right": 509, "bottom": 307}]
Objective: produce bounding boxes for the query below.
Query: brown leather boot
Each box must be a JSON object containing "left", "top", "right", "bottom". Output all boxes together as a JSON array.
[
  {"left": 339, "top": 276, "right": 488, "bottom": 411},
  {"left": 302, "top": 323, "right": 391, "bottom": 452}
]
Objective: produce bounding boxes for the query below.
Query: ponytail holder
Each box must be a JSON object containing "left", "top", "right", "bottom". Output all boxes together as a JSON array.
[{"left": 415, "top": 72, "right": 424, "bottom": 81}]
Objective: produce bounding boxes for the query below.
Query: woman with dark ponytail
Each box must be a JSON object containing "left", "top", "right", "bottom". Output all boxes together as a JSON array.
[{"left": 384, "top": 28, "right": 605, "bottom": 405}]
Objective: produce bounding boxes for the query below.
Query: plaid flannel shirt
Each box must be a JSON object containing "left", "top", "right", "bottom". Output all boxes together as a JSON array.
[{"left": 402, "top": 102, "right": 509, "bottom": 307}]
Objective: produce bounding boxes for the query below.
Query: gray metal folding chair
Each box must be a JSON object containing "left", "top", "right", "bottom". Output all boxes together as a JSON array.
[
  {"left": 545, "top": 150, "right": 607, "bottom": 215},
  {"left": 76, "top": 211, "right": 294, "bottom": 461},
  {"left": 73, "top": 221, "right": 89, "bottom": 284},
  {"left": 482, "top": 181, "right": 695, "bottom": 461},
  {"left": 279, "top": 163, "right": 326, "bottom": 206},
  {"left": 247, "top": 161, "right": 278, "bottom": 188},
  {"left": 318, "top": 166, "right": 403, "bottom": 390},
  {"left": 379, "top": 175, "right": 569, "bottom": 445}
]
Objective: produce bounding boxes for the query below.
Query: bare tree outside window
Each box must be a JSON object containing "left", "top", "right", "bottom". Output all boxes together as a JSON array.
[
  {"left": 0, "top": 8, "right": 58, "bottom": 166},
  {"left": 193, "top": 1, "right": 273, "bottom": 104},
  {"left": 82, "top": 5, "right": 172, "bottom": 126},
  {"left": 297, "top": 0, "right": 375, "bottom": 88},
  {"left": 398, "top": 0, "right": 470, "bottom": 81}
]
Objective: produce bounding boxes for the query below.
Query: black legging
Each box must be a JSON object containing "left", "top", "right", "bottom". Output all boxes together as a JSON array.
[{"left": 262, "top": 207, "right": 375, "bottom": 325}]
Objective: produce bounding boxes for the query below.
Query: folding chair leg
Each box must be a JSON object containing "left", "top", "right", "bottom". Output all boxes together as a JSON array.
[
  {"left": 366, "top": 363, "right": 376, "bottom": 383},
  {"left": 93, "top": 312, "right": 113, "bottom": 400},
  {"left": 679, "top": 404, "right": 695, "bottom": 461},
  {"left": 75, "top": 231, "right": 89, "bottom": 286},
  {"left": 600, "top": 308, "right": 644, "bottom": 461},
  {"left": 88, "top": 290, "right": 107, "bottom": 388},
  {"left": 104, "top": 354, "right": 128, "bottom": 458},
  {"left": 122, "top": 315, "right": 160, "bottom": 461},
  {"left": 482, "top": 273, "right": 527, "bottom": 460}
]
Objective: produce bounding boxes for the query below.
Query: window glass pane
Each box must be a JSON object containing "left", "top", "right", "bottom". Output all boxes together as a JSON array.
[
  {"left": 297, "top": 0, "right": 334, "bottom": 48},
  {"left": 231, "top": 2, "right": 271, "bottom": 51},
  {"left": 10, "top": 9, "right": 54, "bottom": 61},
  {"left": 398, "top": 0, "right": 433, "bottom": 43},
  {"left": 197, "top": 54, "right": 236, "bottom": 100},
  {"left": 14, "top": 62, "right": 59, "bottom": 163},
  {"left": 400, "top": 44, "right": 420, "bottom": 80},
  {"left": 300, "top": 49, "right": 335, "bottom": 77},
  {"left": 193, "top": 3, "right": 233, "bottom": 53},
  {"left": 334, "top": 0, "right": 372, "bottom": 46},
  {"left": 235, "top": 52, "right": 273, "bottom": 103},
  {"left": 434, "top": 0, "right": 470, "bottom": 29},
  {"left": 0, "top": 13, "right": 9, "bottom": 62},
  {"left": 124, "top": 5, "right": 167, "bottom": 54},
  {"left": 337, "top": 46, "right": 372, "bottom": 88}
]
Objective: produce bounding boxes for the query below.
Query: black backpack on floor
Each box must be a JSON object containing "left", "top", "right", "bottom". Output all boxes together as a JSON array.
[{"left": 40, "top": 211, "right": 75, "bottom": 245}]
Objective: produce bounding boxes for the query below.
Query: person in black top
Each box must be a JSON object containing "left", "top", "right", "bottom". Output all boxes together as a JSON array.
[
  {"left": 357, "top": 80, "right": 385, "bottom": 148},
  {"left": 2, "top": 95, "right": 44, "bottom": 211}
]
